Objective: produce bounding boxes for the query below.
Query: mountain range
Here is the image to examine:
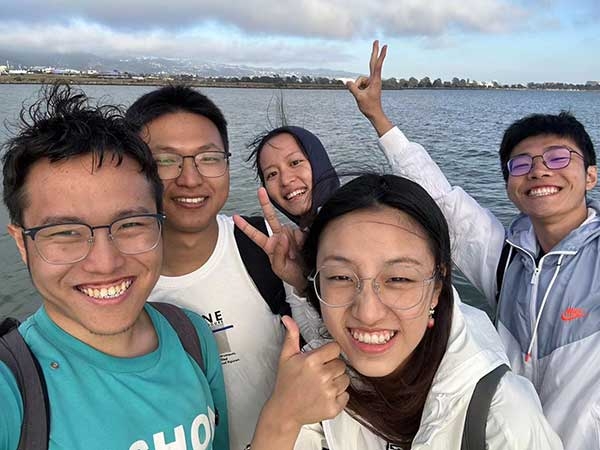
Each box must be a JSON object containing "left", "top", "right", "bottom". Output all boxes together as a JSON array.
[{"left": 0, "top": 49, "right": 360, "bottom": 79}]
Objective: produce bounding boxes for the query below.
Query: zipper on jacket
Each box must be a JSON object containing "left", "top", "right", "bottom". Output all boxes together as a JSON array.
[{"left": 530, "top": 266, "right": 541, "bottom": 285}]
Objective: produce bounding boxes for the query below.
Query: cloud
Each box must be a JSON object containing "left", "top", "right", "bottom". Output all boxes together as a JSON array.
[
  {"left": 3, "top": 0, "right": 529, "bottom": 38},
  {"left": 0, "top": 20, "right": 353, "bottom": 65}
]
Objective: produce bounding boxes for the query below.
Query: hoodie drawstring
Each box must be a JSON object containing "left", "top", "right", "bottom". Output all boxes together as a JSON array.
[{"left": 525, "top": 254, "right": 564, "bottom": 362}]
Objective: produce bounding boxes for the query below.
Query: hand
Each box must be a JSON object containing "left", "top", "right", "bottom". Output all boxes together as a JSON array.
[
  {"left": 233, "top": 188, "right": 307, "bottom": 292},
  {"left": 268, "top": 316, "right": 350, "bottom": 427},
  {"left": 346, "top": 40, "right": 393, "bottom": 136}
]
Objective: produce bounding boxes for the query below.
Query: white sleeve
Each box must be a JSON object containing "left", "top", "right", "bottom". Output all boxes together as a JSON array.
[
  {"left": 293, "top": 423, "right": 328, "bottom": 450},
  {"left": 285, "top": 284, "right": 323, "bottom": 343},
  {"left": 378, "top": 126, "right": 507, "bottom": 304},
  {"left": 485, "top": 374, "right": 564, "bottom": 450}
]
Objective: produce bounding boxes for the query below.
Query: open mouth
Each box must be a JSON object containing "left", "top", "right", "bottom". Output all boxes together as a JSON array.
[
  {"left": 284, "top": 189, "right": 307, "bottom": 201},
  {"left": 349, "top": 328, "right": 397, "bottom": 345},
  {"left": 527, "top": 186, "right": 560, "bottom": 197},
  {"left": 77, "top": 279, "right": 133, "bottom": 300}
]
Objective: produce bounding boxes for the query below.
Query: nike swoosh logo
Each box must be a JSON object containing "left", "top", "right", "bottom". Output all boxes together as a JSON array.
[{"left": 561, "top": 308, "right": 585, "bottom": 321}]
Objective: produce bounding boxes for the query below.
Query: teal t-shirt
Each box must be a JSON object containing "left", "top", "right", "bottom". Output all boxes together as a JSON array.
[{"left": 0, "top": 304, "right": 229, "bottom": 450}]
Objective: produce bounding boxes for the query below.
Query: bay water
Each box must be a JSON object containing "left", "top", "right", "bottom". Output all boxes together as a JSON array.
[{"left": 1, "top": 85, "right": 599, "bottom": 319}]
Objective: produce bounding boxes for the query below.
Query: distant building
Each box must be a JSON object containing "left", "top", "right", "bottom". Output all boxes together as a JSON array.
[
  {"left": 8, "top": 69, "right": 28, "bottom": 75},
  {"left": 0, "top": 65, "right": 7, "bottom": 74}
]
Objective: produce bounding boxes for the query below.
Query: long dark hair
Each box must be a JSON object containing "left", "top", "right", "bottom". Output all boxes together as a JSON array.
[{"left": 302, "top": 174, "right": 454, "bottom": 446}]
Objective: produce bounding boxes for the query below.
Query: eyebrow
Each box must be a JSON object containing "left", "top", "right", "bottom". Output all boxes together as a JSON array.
[
  {"left": 320, "top": 254, "right": 425, "bottom": 267},
  {"left": 36, "top": 207, "right": 155, "bottom": 227},
  {"left": 152, "top": 143, "right": 224, "bottom": 153},
  {"left": 262, "top": 150, "right": 307, "bottom": 171}
]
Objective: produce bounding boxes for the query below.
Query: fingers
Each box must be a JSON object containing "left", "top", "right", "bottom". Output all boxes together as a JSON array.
[
  {"left": 232, "top": 214, "right": 269, "bottom": 250},
  {"left": 293, "top": 228, "right": 307, "bottom": 248},
  {"left": 373, "top": 43, "right": 387, "bottom": 79},
  {"left": 369, "top": 39, "right": 379, "bottom": 75},
  {"left": 279, "top": 316, "right": 301, "bottom": 360},
  {"left": 257, "top": 187, "right": 283, "bottom": 234}
]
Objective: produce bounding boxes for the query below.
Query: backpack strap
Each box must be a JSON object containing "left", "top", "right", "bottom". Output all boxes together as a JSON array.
[
  {"left": 494, "top": 241, "right": 515, "bottom": 326},
  {"left": 149, "top": 302, "right": 205, "bottom": 374},
  {"left": 149, "top": 302, "right": 220, "bottom": 427},
  {"left": 461, "top": 364, "right": 510, "bottom": 450},
  {"left": 234, "top": 215, "right": 291, "bottom": 317},
  {"left": 0, "top": 318, "right": 50, "bottom": 450}
]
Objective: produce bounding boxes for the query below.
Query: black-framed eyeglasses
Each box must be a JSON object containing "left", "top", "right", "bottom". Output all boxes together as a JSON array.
[
  {"left": 153, "top": 151, "right": 231, "bottom": 180},
  {"left": 308, "top": 264, "right": 438, "bottom": 319},
  {"left": 507, "top": 146, "right": 584, "bottom": 177},
  {"left": 21, "top": 213, "right": 165, "bottom": 265}
]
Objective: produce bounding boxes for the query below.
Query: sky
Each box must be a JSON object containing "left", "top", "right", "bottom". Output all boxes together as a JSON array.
[{"left": 0, "top": 0, "right": 598, "bottom": 84}]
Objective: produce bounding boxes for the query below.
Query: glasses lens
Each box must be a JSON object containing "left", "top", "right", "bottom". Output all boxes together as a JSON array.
[
  {"left": 154, "top": 153, "right": 182, "bottom": 180},
  {"left": 194, "top": 152, "right": 228, "bottom": 178},
  {"left": 377, "top": 266, "right": 434, "bottom": 317},
  {"left": 543, "top": 147, "right": 572, "bottom": 170},
  {"left": 314, "top": 265, "right": 358, "bottom": 307},
  {"left": 507, "top": 155, "right": 532, "bottom": 176},
  {"left": 34, "top": 224, "right": 91, "bottom": 264},
  {"left": 110, "top": 215, "right": 162, "bottom": 255}
]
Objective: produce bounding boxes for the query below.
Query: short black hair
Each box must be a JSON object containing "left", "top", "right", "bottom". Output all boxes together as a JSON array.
[
  {"left": 126, "top": 84, "right": 229, "bottom": 152},
  {"left": 2, "top": 82, "right": 163, "bottom": 226},
  {"left": 499, "top": 111, "right": 596, "bottom": 181}
]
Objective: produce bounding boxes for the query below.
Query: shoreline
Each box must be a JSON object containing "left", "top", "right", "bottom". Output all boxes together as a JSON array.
[{"left": 1, "top": 74, "right": 598, "bottom": 92}]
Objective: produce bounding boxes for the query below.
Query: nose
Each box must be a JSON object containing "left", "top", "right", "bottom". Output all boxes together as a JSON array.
[
  {"left": 279, "top": 166, "right": 295, "bottom": 186},
  {"left": 350, "top": 278, "right": 389, "bottom": 325},
  {"left": 175, "top": 156, "right": 204, "bottom": 187},
  {"left": 80, "top": 229, "right": 125, "bottom": 274},
  {"left": 527, "top": 155, "right": 551, "bottom": 179}
]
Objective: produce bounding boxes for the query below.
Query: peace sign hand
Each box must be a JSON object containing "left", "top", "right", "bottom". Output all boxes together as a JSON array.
[
  {"left": 233, "top": 187, "right": 308, "bottom": 293},
  {"left": 346, "top": 40, "right": 394, "bottom": 137}
]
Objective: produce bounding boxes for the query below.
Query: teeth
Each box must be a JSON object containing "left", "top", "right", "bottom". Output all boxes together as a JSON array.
[
  {"left": 351, "top": 329, "right": 396, "bottom": 345},
  {"left": 285, "top": 189, "right": 306, "bottom": 200},
  {"left": 175, "top": 197, "right": 206, "bottom": 204},
  {"left": 79, "top": 280, "right": 132, "bottom": 299},
  {"left": 528, "top": 186, "right": 559, "bottom": 197}
]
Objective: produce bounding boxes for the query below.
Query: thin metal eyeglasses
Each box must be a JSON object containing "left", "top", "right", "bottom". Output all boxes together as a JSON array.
[
  {"left": 153, "top": 151, "right": 231, "bottom": 180},
  {"left": 507, "top": 146, "right": 584, "bottom": 177},
  {"left": 308, "top": 264, "right": 438, "bottom": 318},
  {"left": 21, "top": 213, "right": 165, "bottom": 265}
]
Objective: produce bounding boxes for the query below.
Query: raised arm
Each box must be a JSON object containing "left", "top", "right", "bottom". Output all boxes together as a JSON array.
[{"left": 349, "top": 41, "right": 506, "bottom": 304}]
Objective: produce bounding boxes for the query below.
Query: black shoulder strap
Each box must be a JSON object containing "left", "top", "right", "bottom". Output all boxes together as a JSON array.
[
  {"left": 149, "top": 302, "right": 205, "bottom": 374},
  {"left": 0, "top": 318, "right": 50, "bottom": 450},
  {"left": 495, "top": 241, "right": 514, "bottom": 303},
  {"left": 234, "top": 215, "right": 290, "bottom": 317},
  {"left": 149, "top": 302, "right": 221, "bottom": 427},
  {"left": 461, "top": 364, "right": 510, "bottom": 450}
]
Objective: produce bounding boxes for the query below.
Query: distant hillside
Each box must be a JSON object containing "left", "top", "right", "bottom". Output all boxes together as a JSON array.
[{"left": 0, "top": 49, "right": 360, "bottom": 79}]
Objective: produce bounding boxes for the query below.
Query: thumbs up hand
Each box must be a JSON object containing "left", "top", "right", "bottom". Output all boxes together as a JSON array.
[{"left": 270, "top": 316, "right": 350, "bottom": 427}]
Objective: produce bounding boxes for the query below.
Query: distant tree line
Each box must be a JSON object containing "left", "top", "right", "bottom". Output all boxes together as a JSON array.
[{"left": 171, "top": 74, "right": 600, "bottom": 90}]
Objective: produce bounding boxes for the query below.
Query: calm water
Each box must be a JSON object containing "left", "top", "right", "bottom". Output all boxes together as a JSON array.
[{"left": 1, "top": 85, "right": 599, "bottom": 319}]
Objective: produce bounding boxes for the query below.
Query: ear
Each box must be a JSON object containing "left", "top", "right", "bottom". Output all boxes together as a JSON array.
[
  {"left": 7, "top": 224, "right": 28, "bottom": 264},
  {"left": 586, "top": 165, "right": 597, "bottom": 191}
]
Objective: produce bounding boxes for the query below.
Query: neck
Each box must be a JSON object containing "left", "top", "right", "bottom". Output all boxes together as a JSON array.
[
  {"left": 161, "top": 220, "right": 220, "bottom": 276},
  {"left": 531, "top": 205, "right": 589, "bottom": 253},
  {"left": 47, "top": 307, "right": 158, "bottom": 358}
]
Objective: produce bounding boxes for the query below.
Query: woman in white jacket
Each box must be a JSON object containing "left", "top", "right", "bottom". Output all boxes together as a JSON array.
[{"left": 249, "top": 173, "right": 562, "bottom": 450}]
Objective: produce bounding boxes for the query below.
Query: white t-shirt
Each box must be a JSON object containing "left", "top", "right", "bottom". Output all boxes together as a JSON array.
[{"left": 148, "top": 214, "right": 285, "bottom": 450}]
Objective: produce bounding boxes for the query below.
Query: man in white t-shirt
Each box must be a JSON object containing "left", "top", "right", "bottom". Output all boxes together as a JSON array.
[{"left": 126, "top": 85, "right": 290, "bottom": 450}]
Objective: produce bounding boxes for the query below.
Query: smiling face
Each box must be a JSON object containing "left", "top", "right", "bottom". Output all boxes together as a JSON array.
[
  {"left": 316, "top": 206, "right": 440, "bottom": 378},
  {"left": 259, "top": 133, "right": 313, "bottom": 218},
  {"left": 7, "top": 155, "right": 162, "bottom": 343},
  {"left": 506, "top": 134, "right": 597, "bottom": 227},
  {"left": 143, "top": 111, "right": 230, "bottom": 236}
]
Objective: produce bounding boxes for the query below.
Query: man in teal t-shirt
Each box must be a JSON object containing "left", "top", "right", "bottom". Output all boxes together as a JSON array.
[{"left": 0, "top": 83, "right": 228, "bottom": 450}]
